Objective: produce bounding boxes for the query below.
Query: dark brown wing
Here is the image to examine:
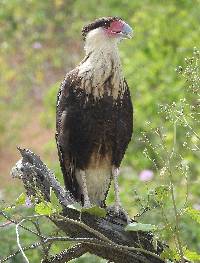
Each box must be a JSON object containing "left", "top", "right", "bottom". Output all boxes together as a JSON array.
[
  {"left": 56, "top": 69, "right": 80, "bottom": 200},
  {"left": 112, "top": 80, "right": 133, "bottom": 167}
]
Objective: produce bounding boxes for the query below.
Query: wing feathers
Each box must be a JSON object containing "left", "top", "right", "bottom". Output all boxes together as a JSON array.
[{"left": 56, "top": 70, "right": 81, "bottom": 200}]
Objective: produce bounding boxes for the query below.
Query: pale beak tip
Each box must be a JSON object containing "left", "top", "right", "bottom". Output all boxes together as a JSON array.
[{"left": 122, "top": 22, "right": 133, "bottom": 39}]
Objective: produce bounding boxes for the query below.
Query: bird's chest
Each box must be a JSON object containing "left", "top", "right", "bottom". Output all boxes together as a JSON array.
[
  {"left": 71, "top": 92, "right": 118, "bottom": 147},
  {"left": 83, "top": 96, "right": 117, "bottom": 135}
]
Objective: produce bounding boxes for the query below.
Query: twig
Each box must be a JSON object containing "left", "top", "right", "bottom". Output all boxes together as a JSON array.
[
  {"left": 0, "top": 221, "right": 13, "bottom": 228},
  {"left": 169, "top": 120, "right": 177, "bottom": 159},
  {"left": 16, "top": 219, "right": 30, "bottom": 263},
  {"left": 0, "top": 240, "right": 42, "bottom": 263},
  {"left": 54, "top": 214, "right": 115, "bottom": 245},
  {"left": 32, "top": 219, "right": 50, "bottom": 260},
  {"left": 156, "top": 127, "right": 184, "bottom": 262},
  {"left": 54, "top": 214, "right": 163, "bottom": 261},
  {"left": 0, "top": 211, "right": 45, "bottom": 239},
  {"left": 0, "top": 237, "right": 98, "bottom": 263},
  {"left": 182, "top": 116, "right": 200, "bottom": 141},
  {"left": 41, "top": 244, "right": 88, "bottom": 263},
  {"left": 168, "top": 170, "right": 184, "bottom": 263}
]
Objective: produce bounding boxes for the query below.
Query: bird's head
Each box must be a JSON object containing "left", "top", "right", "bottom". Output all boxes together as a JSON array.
[{"left": 82, "top": 17, "right": 133, "bottom": 47}]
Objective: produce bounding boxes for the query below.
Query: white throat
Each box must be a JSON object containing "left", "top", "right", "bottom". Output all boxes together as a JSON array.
[
  {"left": 78, "top": 28, "right": 125, "bottom": 100},
  {"left": 84, "top": 27, "right": 119, "bottom": 54}
]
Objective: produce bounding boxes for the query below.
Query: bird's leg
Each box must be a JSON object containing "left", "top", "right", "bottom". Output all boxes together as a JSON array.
[
  {"left": 80, "top": 170, "right": 91, "bottom": 208},
  {"left": 112, "top": 166, "right": 130, "bottom": 222},
  {"left": 112, "top": 166, "right": 121, "bottom": 214}
]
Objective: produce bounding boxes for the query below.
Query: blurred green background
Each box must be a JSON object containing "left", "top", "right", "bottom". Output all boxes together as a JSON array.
[{"left": 0, "top": 0, "right": 199, "bottom": 262}]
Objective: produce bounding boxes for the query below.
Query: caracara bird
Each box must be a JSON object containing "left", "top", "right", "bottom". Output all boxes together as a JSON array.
[{"left": 56, "top": 17, "right": 133, "bottom": 214}]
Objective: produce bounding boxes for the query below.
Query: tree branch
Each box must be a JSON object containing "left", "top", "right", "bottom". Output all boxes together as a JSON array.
[
  {"left": 41, "top": 244, "right": 88, "bottom": 263},
  {"left": 9, "top": 148, "right": 165, "bottom": 263},
  {"left": 0, "top": 237, "right": 94, "bottom": 263}
]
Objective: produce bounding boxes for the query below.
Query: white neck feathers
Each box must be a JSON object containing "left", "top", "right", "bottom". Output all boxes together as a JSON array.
[
  {"left": 78, "top": 28, "right": 125, "bottom": 100},
  {"left": 84, "top": 28, "right": 118, "bottom": 54}
]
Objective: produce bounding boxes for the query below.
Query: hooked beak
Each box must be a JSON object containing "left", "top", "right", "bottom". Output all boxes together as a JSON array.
[{"left": 121, "top": 22, "right": 133, "bottom": 39}]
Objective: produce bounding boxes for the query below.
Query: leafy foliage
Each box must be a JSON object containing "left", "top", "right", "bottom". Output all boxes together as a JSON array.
[
  {"left": 125, "top": 222, "right": 157, "bottom": 232},
  {"left": 0, "top": 0, "right": 200, "bottom": 262},
  {"left": 35, "top": 202, "right": 55, "bottom": 216},
  {"left": 186, "top": 207, "right": 200, "bottom": 224},
  {"left": 184, "top": 249, "right": 200, "bottom": 262},
  {"left": 81, "top": 206, "right": 107, "bottom": 218}
]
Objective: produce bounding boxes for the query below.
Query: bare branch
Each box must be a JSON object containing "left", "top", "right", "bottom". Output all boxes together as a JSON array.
[
  {"left": 41, "top": 244, "right": 88, "bottom": 263},
  {"left": 0, "top": 211, "right": 46, "bottom": 239},
  {"left": 0, "top": 237, "right": 97, "bottom": 263},
  {"left": 32, "top": 220, "right": 50, "bottom": 260},
  {"left": 16, "top": 219, "right": 30, "bottom": 263},
  {"left": 8, "top": 148, "right": 165, "bottom": 263},
  {"left": 0, "top": 221, "right": 13, "bottom": 228}
]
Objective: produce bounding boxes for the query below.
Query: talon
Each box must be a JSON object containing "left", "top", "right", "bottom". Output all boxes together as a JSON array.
[
  {"left": 114, "top": 204, "right": 130, "bottom": 223},
  {"left": 107, "top": 205, "right": 131, "bottom": 223}
]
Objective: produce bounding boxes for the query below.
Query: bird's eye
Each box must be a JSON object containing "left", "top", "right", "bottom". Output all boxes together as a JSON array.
[{"left": 104, "top": 25, "right": 110, "bottom": 29}]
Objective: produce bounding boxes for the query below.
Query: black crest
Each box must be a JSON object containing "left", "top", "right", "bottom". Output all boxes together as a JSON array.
[{"left": 82, "top": 16, "right": 122, "bottom": 39}]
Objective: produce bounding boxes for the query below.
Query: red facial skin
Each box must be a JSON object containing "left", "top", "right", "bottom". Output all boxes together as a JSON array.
[{"left": 104, "top": 20, "right": 124, "bottom": 37}]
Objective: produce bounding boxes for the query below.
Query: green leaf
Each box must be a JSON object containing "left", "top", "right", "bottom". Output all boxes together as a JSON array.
[
  {"left": 16, "top": 193, "right": 26, "bottom": 206},
  {"left": 125, "top": 222, "right": 157, "bottom": 232},
  {"left": 67, "top": 202, "right": 82, "bottom": 211},
  {"left": 2, "top": 193, "right": 26, "bottom": 211},
  {"left": 161, "top": 248, "right": 180, "bottom": 261},
  {"left": 81, "top": 206, "right": 107, "bottom": 218},
  {"left": 184, "top": 249, "right": 200, "bottom": 261},
  {"left": 3, "top": 205, "right": 15, "bottom": 212},
  {"left": 155, "top": 185, "right": 169, "bottom": 203},
  {"left": 35, "top": 202, "right": 54, "bottom": 215},
  {"left": 50, "top": 190, "right": 62, "bottom": 213},
  {"left": 50, "top": 241, "right": 71, "bottom": 254},
  {"left": 185, "top": 207, "right": 200, "bottom": 224}
]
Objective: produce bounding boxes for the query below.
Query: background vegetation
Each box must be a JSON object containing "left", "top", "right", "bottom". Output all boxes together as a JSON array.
[{"left": 0, "top": 0, "right": 199, "bottom": 262}]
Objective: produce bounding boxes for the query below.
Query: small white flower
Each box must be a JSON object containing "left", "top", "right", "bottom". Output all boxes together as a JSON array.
[{"left": 160, "top": 167, "right": 166, "bottom": 177}]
